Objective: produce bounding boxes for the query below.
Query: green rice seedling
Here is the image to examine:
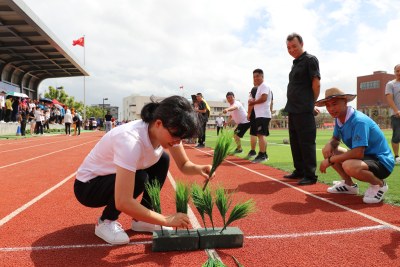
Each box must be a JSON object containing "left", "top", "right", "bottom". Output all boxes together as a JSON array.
[
  {"left": 203, "top": 131, "right": 234, "bottom": 191},
  {"left": 175, "top": 181, "right": 191, "bottom": 234},
  {"left": 201, "top": 256, "right": 227, "bottom": 267},
  {"left": 215, "top": 186, "right": 233, "bottom": 230},
  {"left": 191, "top": 183, "right": 208, "bottom": 229},
  {"left": 203, "top": 185, "right": 215, "bottom": 230},
  {"left": 221, "top": 199, "right": 256, "bottom": 233},
  {"left": 144, "top": 179, "right": 165, "bottom": 235}
]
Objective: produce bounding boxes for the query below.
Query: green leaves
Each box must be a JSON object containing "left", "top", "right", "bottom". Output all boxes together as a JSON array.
[
  {"left": 203, "top": 131, "right": 234, "bottom": 190},
  {"left": 191, "top": 183, "right": 208, "bottom": 229},
  {"left": 215, "top": 187, "right": 232, "bottom": 228},
  {"left": 144, "top": 179, "right": 161, "bottom": 214},
  {"left": 175, "top": 181, "right": 191, "bottom": 214},
  {"left": 222, "top": 199, "right": 255, "bottom": 233}
]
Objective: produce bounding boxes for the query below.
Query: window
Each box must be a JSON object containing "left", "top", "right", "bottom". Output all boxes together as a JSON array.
[{"left": 360, "top": 80, "right": 380, "bottom": 90}]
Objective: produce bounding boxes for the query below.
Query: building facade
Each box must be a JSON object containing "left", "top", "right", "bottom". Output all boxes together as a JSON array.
[
  {"left": 122, "top": 95, "right": 230, "bottom": 128},
  {"left": 357, "top": 71, "right": 395, "bottom": 128}
]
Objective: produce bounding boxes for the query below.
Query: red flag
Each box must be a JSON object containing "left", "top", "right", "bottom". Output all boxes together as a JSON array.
[{"left": 72, "top": 37, "right": 85, "bottom": 47}]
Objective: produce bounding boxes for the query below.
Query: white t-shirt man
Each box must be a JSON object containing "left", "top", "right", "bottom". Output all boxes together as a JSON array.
[
  {"left": 253, "top": 82, "right": 272, "bottom": 118},
  {"left": 230, "top": 100, "right": 249, "bottom": 124},
  {"left": 77, "top": 120, "right": 163, "bottom": 182},
  {"left": 215, "top": 116, "right": 225, "bottom": 127}
]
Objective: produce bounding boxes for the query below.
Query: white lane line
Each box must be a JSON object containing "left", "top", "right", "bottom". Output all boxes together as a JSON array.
[
  {"left": 1, "top": 137, "right": 91, "bottom": 153},
  {"left": 0, "top": 225, "right": 389, "bottom": 252},
  {"left": 0, "top": 241, "right": 152, "bottom": 252},
  {"left": 190, "top": 145, "right": 400, "bottom": 232},
  {"left": 0, "top": 139, "right": 98, "bottom": 169},
  {"left": 167, "top": 172, "right": 223, "bottom": 263},
  {"left": 246, "top": 225, "right": 388, "bottom": 239},
  {"left": 0, "top": 172, "right": 77, "bottom": 227}
]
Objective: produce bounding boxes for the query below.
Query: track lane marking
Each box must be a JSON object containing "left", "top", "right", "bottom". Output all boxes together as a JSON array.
[
  {"left": 0, "top": 139, "right": 99, "bottom": 169},
  {"left": 189, "top": 145, "right": 400, "bottom": 232},
  {"left": 0, "top": 172, "right": 77, "bottom": 227}
]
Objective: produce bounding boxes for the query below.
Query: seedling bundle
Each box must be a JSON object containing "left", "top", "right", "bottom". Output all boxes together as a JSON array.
[
  {"left": 149, "top": 132, "right": 255, "bottom": 252},
  {"left": 150, "top": 181, "right": 255, "bottom": 252}
]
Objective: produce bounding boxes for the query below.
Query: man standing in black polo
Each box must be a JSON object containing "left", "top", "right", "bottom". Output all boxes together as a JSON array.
[
  {"left": 284, "top": 33, "right": 320, "bottom": 185},
  {"left": 195, "top": 93, "right": 208, "bottom": 148}
]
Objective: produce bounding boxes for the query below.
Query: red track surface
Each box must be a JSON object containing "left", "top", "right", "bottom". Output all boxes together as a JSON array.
[{"left": 0, "top": 132, "right": 399, "bottom": 266}]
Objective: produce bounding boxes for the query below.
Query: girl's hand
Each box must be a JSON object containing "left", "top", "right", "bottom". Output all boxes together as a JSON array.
[
  {"left": 199, "top": 164, "right": 213, "bottom": 179},
  {"left": 165, "top": 213, "right": 190, "bottom": 228}
]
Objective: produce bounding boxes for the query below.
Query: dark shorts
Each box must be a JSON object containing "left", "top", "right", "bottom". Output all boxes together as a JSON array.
[
  {"left": 391, "top": 116, "right": 400, "bottom": 143},
  {"left": 363, "top": 155, "right": 391, "bottom": 179},
  {"left": 234, "top": 122, "right": 251, "bottom": 138},
  {"left": 250, "top": 117, "right": 270, "bottom": 136}
]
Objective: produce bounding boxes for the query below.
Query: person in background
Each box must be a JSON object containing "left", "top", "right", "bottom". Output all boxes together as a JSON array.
[
  {"left": 195, "top": 93, "right": 209, "bottom": 148},
  {"left": 223, "top": 91, "right": 251, "bottom": 154},
  {"left": 317, "top": 88, "right": 393, "bottom": 204},
  {"left": 19, "top": 106, "right": 28, "bottom": 136},
  {"left": 215, "top": 115, "right": 225, "bottom": 136},
  {"left": 5, "top": 96, "right": 13, "bottom": 123},
  {"left": 247, "top": 69, "right": 273, "bottom": 163},
  {"left": 74, "top": 95, "right": 213, "bottom": 245},
  {"left": 385, "top": 64, "right": 400, "bottom": 164},
  {"left": 34, "top": 107, "right": 44, "bottom": 135},
  {"left": 0, "top": 91, "right": 6, "bottom": 121},
  {"left": 64, "top": 109, "right": 72, "bottom": 136},
  {"left": 105, "top": 110, "right": 113, "bottom": 133},
  {"left": 283, "top": 32, "right": 321, "bottom": 185},
  {"left": 29, "top": 107, "right": 36, "bottom": 135}
]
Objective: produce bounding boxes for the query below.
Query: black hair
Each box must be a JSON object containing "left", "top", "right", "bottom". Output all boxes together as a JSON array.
[
  {"left": 253, "top": 69, "right": 263, "bottom": 75},
  {"left": 226, "top": 91, "right": 235, "bottom": 97},
  {"left": 141, "top": 95, "right": 200, "bottom": 139},
  {"left": 196, "top": 93, "right": 203, "bottom": 97},
  {"left": 286, "top": 32, "right": 303, "bottom": 44}
]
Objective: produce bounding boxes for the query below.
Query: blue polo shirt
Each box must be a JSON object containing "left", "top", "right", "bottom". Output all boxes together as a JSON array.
[{"left": 333, "top": 110, "right": 394, "bottom": 173}]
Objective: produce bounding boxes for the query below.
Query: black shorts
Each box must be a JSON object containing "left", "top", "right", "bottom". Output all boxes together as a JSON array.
[
  {"left": 250, "top": 117, "right": 270, "bottom": 136},
  {"left": 363, "top": 155, "right": 391, "bottom": 179},
  {"left": 234, "top": 122, "right": 251, "bottom": 138},
  {"left": 391, "top": 116, "right": 400, "bottom": 143}
]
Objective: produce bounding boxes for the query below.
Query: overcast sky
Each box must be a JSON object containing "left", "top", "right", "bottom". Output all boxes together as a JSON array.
[{"left": 23, "top": 0, "right": 400, "bottom": 115}]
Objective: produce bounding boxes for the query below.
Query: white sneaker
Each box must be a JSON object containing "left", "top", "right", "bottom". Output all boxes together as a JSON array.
[
  {"left": 95, "top": 218, "right": 129, "bottom": 245},
  {"left": 131, "top": 220, "right": 173, "bottom": 233},
  {"left": 327, "top": 180, "right": 359, "bottom": 194},
  {"left": 395, "top": 157, "right": 400, "bottom": 164},
  {"left": 363, "top": 182, "right": 388, "bottom": 204}
]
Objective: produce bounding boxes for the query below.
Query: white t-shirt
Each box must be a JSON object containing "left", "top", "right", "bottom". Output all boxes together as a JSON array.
[
  {"left": 229, "top": 100, "right": 249, "bottom": 124},
  {"left": 76, "top": 120, "right": 163, "bottom": 182},
  {"left": 253, "top": 82, "right": 272, "bottom": 118},
  {"left": 215, "top": 117, "right": 224, "bottom": 127}
]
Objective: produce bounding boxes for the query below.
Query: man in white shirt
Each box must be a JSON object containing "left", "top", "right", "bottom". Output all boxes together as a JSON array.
[
  {"left": 223, "top": 91, "right": 251, "bottom": 154},
  {"left": 247, "top": 69, "right": 273, "bottom": 163},
  {"left": 215, "top": 116, "right": 225, "bottom": 136}
]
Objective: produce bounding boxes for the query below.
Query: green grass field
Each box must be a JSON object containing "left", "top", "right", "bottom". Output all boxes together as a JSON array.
[{"left": 205, "top": 128, "right": 400, "bottom": 205}]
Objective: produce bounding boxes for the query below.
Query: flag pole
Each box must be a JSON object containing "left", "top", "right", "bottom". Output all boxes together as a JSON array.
[{"left": 83, "top": 34, "right": 86, "bottom": 120}]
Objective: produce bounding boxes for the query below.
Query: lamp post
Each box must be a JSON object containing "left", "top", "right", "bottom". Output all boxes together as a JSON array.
[{"left": 102, "top": 98, "right": 108, "bottom": 129}]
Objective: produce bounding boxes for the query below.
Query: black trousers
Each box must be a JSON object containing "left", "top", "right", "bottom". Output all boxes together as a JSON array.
[
  {"left": 198, "top": 120, "right": 207, "bottom": 145},
  {"left": 74, "top": 152, "right": 170, "bottom": 221},
  {"left": 288, "top": 113, "right": 317, "bottom": 178},
  {"left": 216, "top": 126, "right": 223, "bottom": 136}
]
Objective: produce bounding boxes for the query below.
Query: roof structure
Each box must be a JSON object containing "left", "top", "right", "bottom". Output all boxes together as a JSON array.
[{"left": 0, "top": 0, "right": 88, "bottom": 99}]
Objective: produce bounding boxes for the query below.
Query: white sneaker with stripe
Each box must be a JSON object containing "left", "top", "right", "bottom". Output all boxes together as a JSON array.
[
  {"left": 363, "top": 181, "right": 388, "bottom": 204},
  {"left": 327, "top": 180, "right": 359, "bottom": 194}
]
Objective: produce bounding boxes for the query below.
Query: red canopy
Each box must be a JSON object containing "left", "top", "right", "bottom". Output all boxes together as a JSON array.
[{"left": 52, "top": 99, "right": 63, "bottom": 105}]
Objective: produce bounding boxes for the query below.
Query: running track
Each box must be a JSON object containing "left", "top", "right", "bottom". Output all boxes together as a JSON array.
[{"left": 0, "top": 131, "right": 399, "bottom": 266}]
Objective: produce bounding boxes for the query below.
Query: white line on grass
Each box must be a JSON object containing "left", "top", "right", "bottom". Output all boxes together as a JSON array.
[
  {"left": 191, "top": 146, "right": 400, "bottom": 232},
  {"left": 0, "top": 172, "right": 77, "bottom": 227},
  {"left": 0, "top": 139, "right": 98, "bottom": 169}
]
